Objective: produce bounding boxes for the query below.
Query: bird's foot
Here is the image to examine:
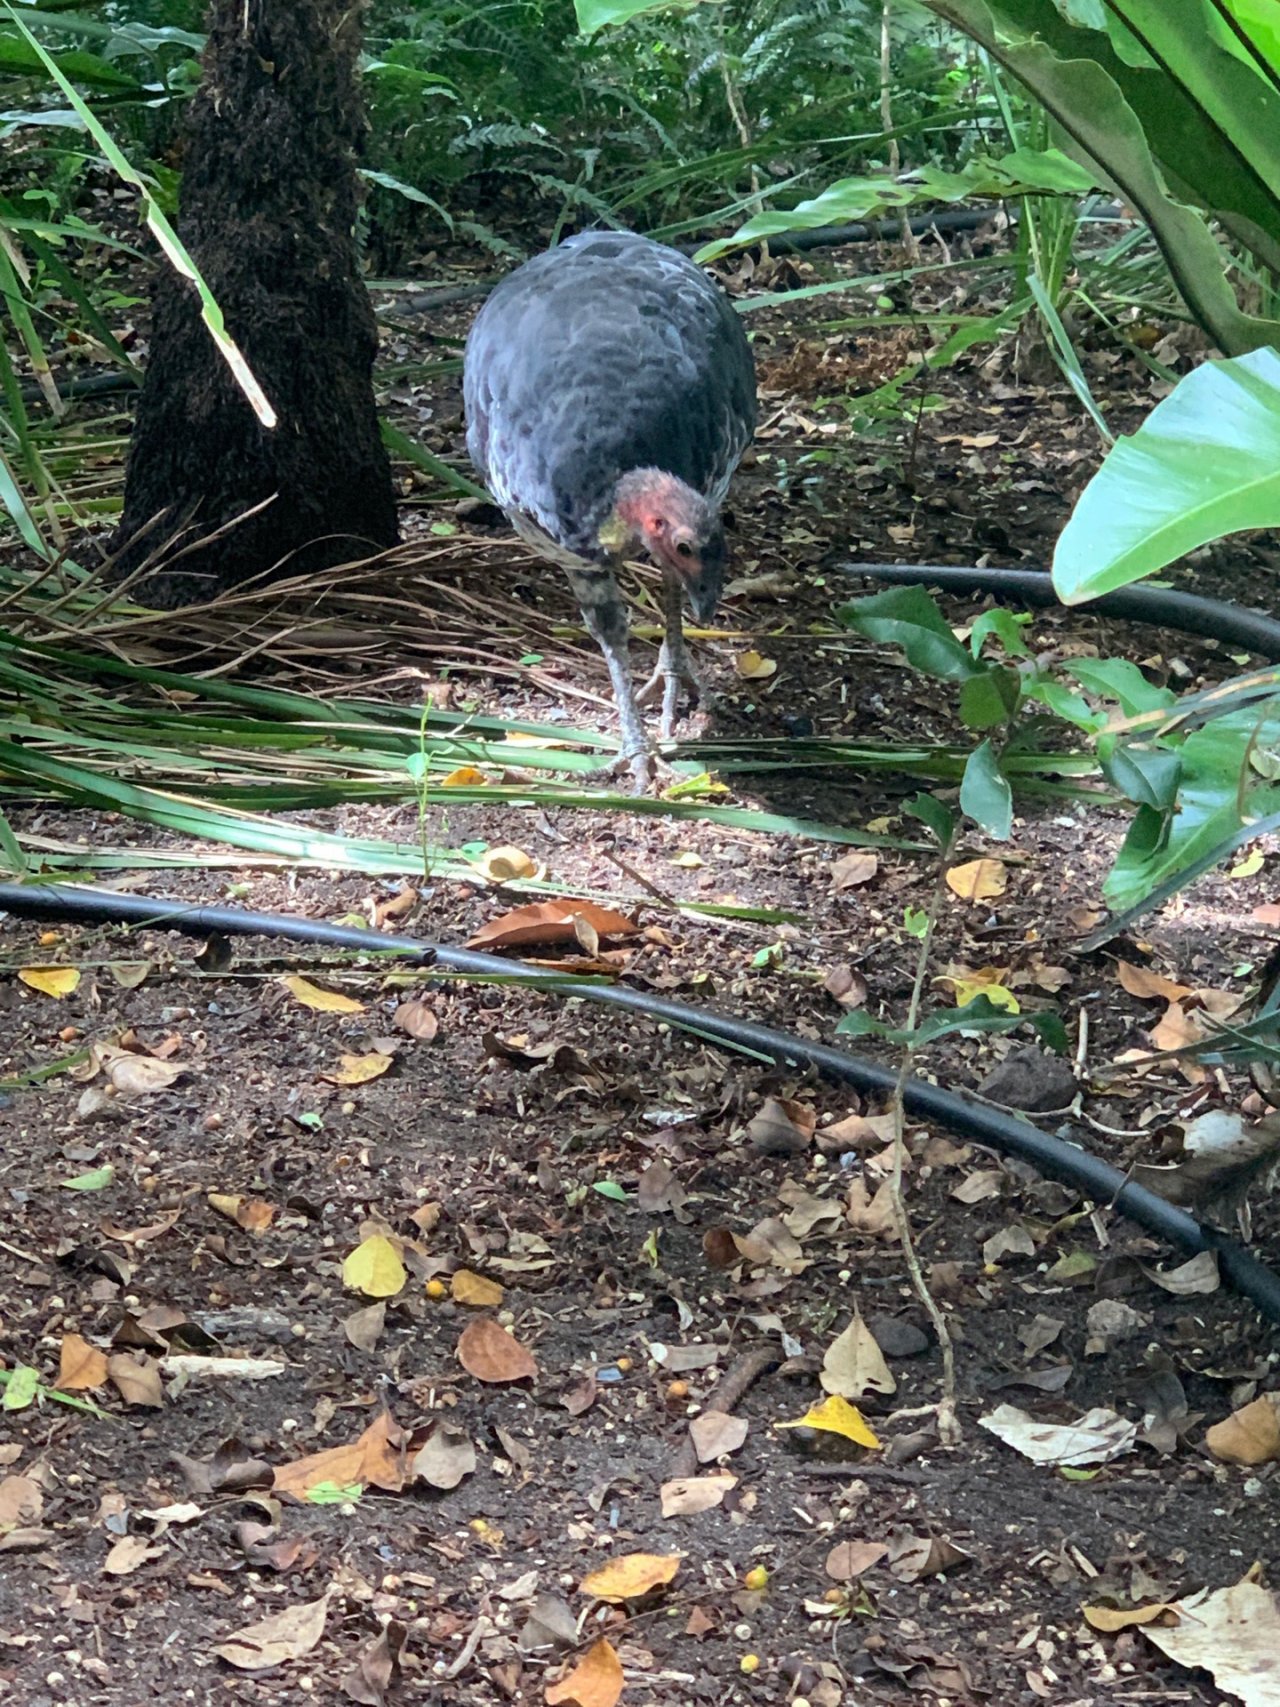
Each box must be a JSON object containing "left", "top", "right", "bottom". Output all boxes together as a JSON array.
[
  {"left": 636, "top": 640, "right": 712, "bottom": 740},
  {"left": 598, "top": 743, "right": 670, "bottom": 796}
]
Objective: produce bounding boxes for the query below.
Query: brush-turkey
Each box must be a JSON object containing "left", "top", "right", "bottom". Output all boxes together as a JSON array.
[{"left": 463, "top": 230, "right": 757, "bottom": 787}]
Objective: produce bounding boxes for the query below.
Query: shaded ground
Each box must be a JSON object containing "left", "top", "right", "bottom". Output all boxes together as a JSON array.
[{"left": 2, "top": 227, "right": 1279, "bottom": 1707}]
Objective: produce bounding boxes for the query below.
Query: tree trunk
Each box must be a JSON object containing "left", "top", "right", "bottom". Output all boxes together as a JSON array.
[{"left": 111, "top": 0, "right": 399, "bottom": 606}]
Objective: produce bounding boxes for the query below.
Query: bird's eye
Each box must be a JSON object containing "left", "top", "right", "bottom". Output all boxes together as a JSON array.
[{"left": 675, "top": 541, "right": 695, "bottom": 559}]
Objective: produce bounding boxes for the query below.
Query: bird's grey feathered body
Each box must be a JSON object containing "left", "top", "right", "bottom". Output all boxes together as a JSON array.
[{"left": 463, "top": 230, "right": 756, "bottom": 784}]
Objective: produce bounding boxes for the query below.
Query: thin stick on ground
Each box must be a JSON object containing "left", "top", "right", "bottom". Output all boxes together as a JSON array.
[{"left": 888, "top": 833, "right": 960, "bottom": 1447}]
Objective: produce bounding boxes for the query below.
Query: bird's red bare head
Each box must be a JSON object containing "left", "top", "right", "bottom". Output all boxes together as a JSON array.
[{"left": 606, "top": 468, "right": 725, "bottom": 622}]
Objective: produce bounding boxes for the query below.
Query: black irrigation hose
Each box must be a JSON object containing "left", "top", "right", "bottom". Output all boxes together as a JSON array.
[
  {"left": 3, "top": 881, "right": 1279, "bottom": 1326},
  {"left": 846, "top": 564, "right": 1280, "bottom": 663}
]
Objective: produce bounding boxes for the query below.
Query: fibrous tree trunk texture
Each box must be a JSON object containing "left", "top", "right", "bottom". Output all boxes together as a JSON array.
[{"left": 111, "top": 0, "right": 398, "bottom": 606}]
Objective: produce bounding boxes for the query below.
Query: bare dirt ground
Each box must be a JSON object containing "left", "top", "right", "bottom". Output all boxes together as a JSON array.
[{"left": 1, "top": 226, "right": 1278, "bottom": 1707}]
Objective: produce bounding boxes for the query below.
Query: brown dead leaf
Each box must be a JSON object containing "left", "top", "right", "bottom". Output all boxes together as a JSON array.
[
  {"left": 457, "top": 1317, "right": 537, "bottom": 1384},
  {"left": 886, "top": 1528, "right": 972, "bottom": 1581},
  {"left": 103, "top": 1534, "right": 166, "bottom": 1576},
  {"left": 945, "top": 858, "right": 1007, "bottom": 902},
  {"left": 273, "top": 1412, "right": 409, "bottom": 1500},
  {"left": 821, "top": 1313, "right": 897, "bottom": 1400},
  {"left": 1204, "top": 1393, "right": 1280, "bottom": 1465},
  {"left": 545, "top": 1638, "right": 624, "bottom": 1707},
  {"left": 340, "top": 1620, "right": 407, "bottom": 1705},
  {"left": 659, "top": 1472, "right": 736, "bottom": 1516},
  {"left": 733, "top": 1216, "right": 806, "bottom": 1272},
  {"left": 1082, "top": 1601, "right": 1172, "bottom": 1632},
  {"left": 105, "top": 1053, "right": 183, "bottom": 1096},
  {"left": 580, "top": 1552, "right": 681, "bottom": 1602},
  {"left": 394, "top": 997, "right": 439, "bottom": 1040},
  {"left": 825, "top": 1540, "right": 888, "bottom": 1581},
  {"left": 1116, "top": 962, "right": 1193, "bottom": 1002},
  {"left": 343, "top": 1301, "right": 387, "bottom": 1354},
  {"left": 412, "top": 1423, "right": 477, "bottom": 1491},
  {"left": 58, "top": 1332, "right": 108, "bottom": 1391},
  {"left": 845, "top": 1175, "right": 899, "bottom": 1238},
  {"left": 214, "top": 1589, "right": 331, "bottom": 1672},
  {"left": 688, "top": 1412, "right": 749, "bottom": 1463},
  {"left": 702, "top": 1226, "right": 740, "bottom": 1269},
  {"left": 208, "top": 1193, "right": 276, "bottom": 1233},
  {"left": 830, "top": 850, "right": 879, "bottom": 891},
  {"left": 823, "top": 965, "right": 868, "bottom": 1009},
  {"left": 0, "top": 1475, "right": 42, "bottom": 1528},
  {"left": 744, "top": 1096, "right": 815, "bottom": 1157},
  {"left": 466, "top": 901, "right": 637, "bottom": 952},
  {"left": 107, "top": 1353, "right": 164, "bottom": 1408}
]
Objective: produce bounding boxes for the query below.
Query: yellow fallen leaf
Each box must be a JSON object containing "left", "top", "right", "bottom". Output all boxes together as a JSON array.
[
  {"left": 777, "top": 1393, "right": 881, "bottom": 1449},
  {"left": 671, "top": 851, "right": 703, "bottom": 869},
  {"left": 945, "top": 858, "right": 1007, "bottom": 902},
  {"left": 281, "top": 975, "right": 364, "bottom": 1014},
  {"left": 477, "top": 845, "right": 538, "bottom": 882},
  {"left": 580, "top": 1552, "right": 681, "bottom": 1603},
  {"left": 545, "top": 1638, "right": 623, "bottom": 1707},
  {"left": 949, "top": 976, "right": 1018, "bottom": 1012},
  {"left": 342, "top": 1234, "right": 407, "bottom": 1299},
  {"left": 323, "top": 1052, "right": 393, "bottom": 1087},
  {"left": 1204, "top": 1394, "right": 1280, "bottom": 1465},
  {"left": 1082, "top": 1601, "right": 1172, "bottom": 1632},
  {"left": 451, "top": 1269, "right": 504, "bottom": 1308},
  {"left": 441, "top": 766, "right": 489, "bottom": 786},
  {"left": 18, "top": 966, "right": 80, "bottom": 999},
  {"left": 736, "top": 650, "right": 778, "bottom": 681},
  {"left": 1228, "top": 848, "right": 1264, "bottom": 879}
]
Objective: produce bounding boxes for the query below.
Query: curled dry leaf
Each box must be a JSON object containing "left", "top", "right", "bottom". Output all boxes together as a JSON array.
[
  {"left": 394, "top": 997, "right": 439, "bottom": 1041},
  {"left": 340, "top": 1620, "right": 407, "bottom": 1706},
  {"left": 280, "top": 975, "right": 364, "bottom": 1014},
  {"left": 58, "top": 1332, "right": 109, "bottom": 1391},
  {"left": 744, "top": 1096, "right": 815, "bottom": 1157},
  {"left": 735, "top": 649, "right": 777, "bottom": 680},
  {"left": 107, "top": 1353, "right": 164, "bottom": 1409},
  {"left": 1116, "top": 962, "right": 1193, "bottom": 1002},
  {"left": 886, "top": 1528, "right": 972, "bottom": 1581},
  {"left": 105, "top": 1053, "right": 183, "bottom": 1096},
  {"left": 659, "top": 1472, "right": 736, "bottom": 1516},
  {"left": 214, "top": 1589, "right": 332, "bottom": 1672},
  {"left": 457, "top": 1317, "right": 538, "bottom": 1384},
  {"left": 1083, "top": 1601, "right": 1173, "bottom": 1632},
  {"left": 466, "top": 900, "right": 637, "bottom": 952},
  {"left": 273, "top": 1412, "right": 408, "bottom": 1501},
  {"left": 733, "top": 1216, "right": 806, "bottom": 1272},
  {"left": 208, "top": 1193, "right": 276, "bottom": 1232},
  {"left": 979, "top": 1403, "right": 1137, "bottom": 1466},
  {"left": 945, "top": 858, "right": 1007, "bottom": 902},
  {"left": 477, "top": 844, "right": 538, "bottom": 883},
  {"left": 545, "top": 1637, "right": 624, "bottom": 1707},
  {"left": 103, "top": 1535, "right": 166, "bottom": 1577},
  {"left": 579, "top": 1552, "right": 681, "bottom": 1603},
  {"left": 0, "top": 1475, "right": 42, "bottom": 1527},
  {"left": 1139, "top": 1578, "right": 1280, "bottom": 1707}
]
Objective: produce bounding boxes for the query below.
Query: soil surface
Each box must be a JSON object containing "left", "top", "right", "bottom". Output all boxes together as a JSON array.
[{"left": 2, "top": 223, "right": 1279, "bottom": 1707}]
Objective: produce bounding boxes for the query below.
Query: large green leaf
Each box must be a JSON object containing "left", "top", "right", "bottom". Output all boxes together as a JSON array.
[
  {"left": 1053, "top": 347, "right": 1280, "bottom": 602},
  {"left": 922, "top": 0, "right": 1280, "bottom": 352},
  {"left": 696, "top": 151, "right": 1095, "bottom": 263}
]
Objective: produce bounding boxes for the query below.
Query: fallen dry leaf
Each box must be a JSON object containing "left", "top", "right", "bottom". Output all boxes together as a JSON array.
[
  {"left": 340, "top": 1619, "right": 407, "bottom": 1706},
  {"left": 979, "top": 1403, "right": 1137, "bottom": 1466},
  {"left": 323, "top": 1051, "right": 393, "bottom": 1087},
  {"left": 659, "top": 1472, "right": 736, "bottom": 1516},
  {"left": 452, "top": 1269, "right": 504, "bottom": 1308},
  {"left": 394, "top": 997, "right": 439, "bottom": 1040},
  {"left": 58, "top": 1332, "right": 108, "bottom": 1391},
  {"left": 825, "top": 1539, "right": 888, "bottom": 1581},
  {"left": 735, "top": 649, "right": 777, "bottom": 680},
  {"left": 580, "top": 1552, "right": 681, "bottom": 1603},
  {"left": 208, "top": 1193, "right": 276, "bottom": 1232},
  {"left": 945, "top": 858, "right": 1007, "bottom": 902},
  {"left": 777, "top": 1394, "right": 881, "bottom": 1450},
  {"left": 477, "top": 844, "right": 538, "bottom": 882},
  {"left": 107, "top": 1353, "right": 164, "bottom": 1408},
  {"left": 0, "top": 1475, "right": 42, "bottom": 1528},
  {"left": 466, "top": 900, "right": 636, "bottom": 952},
  {"left": 688, "top": 1412, "right": 749, "bottom": 1463},
  {"left": 457, "top": 1317, "right": 537, "bottom": 1384},
  {"left": 820, "top": 1312, "right": 897, "bottom": 1400},
  {"left": 103, "top": 1534, "right": 166, "bottom": 1577},
  {"left": 344, "top": 1301, "right": 387, "bottom": 1353},
  {"left": 273, "top": 1413, "right": 408, "bottom": 1501},
  {"left": 214, "top": 1589, "right": 331, "bottom": 1672},
  {"left": 280, "top": 975, "right": 364, "bottom": 1014},
  {"left": 1083, "top": 1601, "right": 1172, "bottom": 1632},
  {"left": 545, "top": 1638, "right": 624, "bottom": 1707},
  {"left": 887, "top": 1528, "right": 971, "bottom": 1581},
  {"left": 412, "top": 1423, "right": 477, "bottom": 1491},
  {"left": 1140, "top": 1578, "right": 1280, "bottom": 1707},
  {"left": 18, "top": 965, "right": 81, "bottom": 998},
  {"left": 830, "top": 850, "right": 878, "bottom": 890},
  {"left": 1204, "top": 1394, "right": 1280, "bottom": 1466},
  {"left": 342, "top": 1234, "right": 407, "bottom": 1299},
  {"left": 1116, "top": 962, "right": 1193, "bottom": 1002}
]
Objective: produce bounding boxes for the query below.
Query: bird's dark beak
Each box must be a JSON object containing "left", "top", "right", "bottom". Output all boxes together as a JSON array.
[{"left": 685, "top": 531, "right": 725, "bottom": 625}]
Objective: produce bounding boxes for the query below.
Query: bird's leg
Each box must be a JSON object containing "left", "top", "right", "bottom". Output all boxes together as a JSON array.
[
  {"left": 636, "top": 569, "right": 710, "bottom": 739},
  {"left": 571, "top": 566, "right": 655, "bottom": 791}
]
